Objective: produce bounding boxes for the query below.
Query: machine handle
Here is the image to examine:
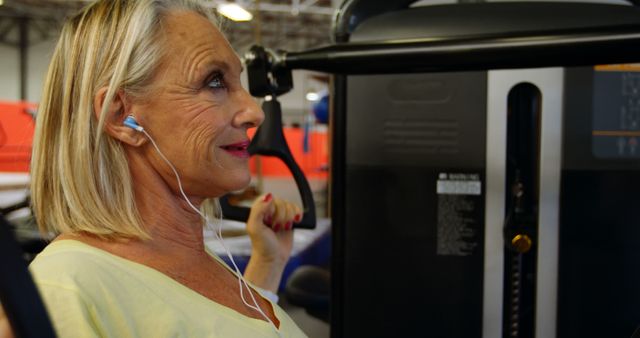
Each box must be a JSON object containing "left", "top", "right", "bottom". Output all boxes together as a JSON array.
[{"left": 220, "top": 99, "right": 316, "bottom": 229}]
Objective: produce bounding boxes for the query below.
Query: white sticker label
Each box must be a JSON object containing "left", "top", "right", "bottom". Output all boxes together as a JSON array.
[{"left": 437, "top": 173, "right": 482, "bottom": 195}]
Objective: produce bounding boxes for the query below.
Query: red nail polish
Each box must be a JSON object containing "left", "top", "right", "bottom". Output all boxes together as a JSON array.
[
  {"left": 285, "top": 221, "right": 293, "bottom": 230},
  {"left": 294, "top": 214, "right": 302, "bottom": 222},
  {"left": 263, "top": 193, "right": 272, "bottom": 202},
  {"left": 264, "top": 215, "right": 272, "bottom": 226},
  {"left": 273, "top": 223, "right": 281, "bottom": 231}
]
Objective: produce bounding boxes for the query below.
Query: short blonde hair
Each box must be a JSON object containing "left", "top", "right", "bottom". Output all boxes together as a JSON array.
[{"left": 31, "top": 0, "right": 219, "bottom": 239}]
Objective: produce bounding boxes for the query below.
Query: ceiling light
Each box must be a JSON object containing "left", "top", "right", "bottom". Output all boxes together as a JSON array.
[
  {"left": 306, "top": 92, "right": 320, "bottom": 101},
  {"left": 217, "top": 3, "right": 253, "bottom": 22},
  {"left": 0, "top": 0, "right": 4, "bottom": 6}
]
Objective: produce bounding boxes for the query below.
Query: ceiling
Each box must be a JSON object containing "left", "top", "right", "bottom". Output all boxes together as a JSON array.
[{"left": 0, "top": 0, "right": 338, "bottom": 53}]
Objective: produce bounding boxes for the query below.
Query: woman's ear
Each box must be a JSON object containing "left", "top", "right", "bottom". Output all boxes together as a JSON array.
[{"left": 93, "top": 87, "right": 146, "bottom": 147}]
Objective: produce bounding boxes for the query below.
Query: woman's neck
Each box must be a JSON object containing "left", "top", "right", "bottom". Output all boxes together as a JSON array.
[
  {"left": 125, "top": 149, "right": 209, "bottom": 255},
  {"left": 135, "top": 179, "right": 204, "bottom": 250}
]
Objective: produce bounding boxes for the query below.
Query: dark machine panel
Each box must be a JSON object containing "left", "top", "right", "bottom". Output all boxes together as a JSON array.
[
  {"left": 346, "top": 72, "right": 486, "bottom": 168},
  {"left": 592, "top": 66, "right": 640, "bottom": 159},
  {"left": 341, "top": 72, "right": 486, "bottom": 337},
  {"left": 559, "top": 68, "right": 640, "bottom": 338},
  {"left": 327, "top": 2, "right": 640, "bottom": 337}
]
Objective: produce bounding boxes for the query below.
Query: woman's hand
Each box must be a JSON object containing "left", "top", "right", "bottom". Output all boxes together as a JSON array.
[{"left": 243, "top": 193, "right": 302, "bottom": 292}]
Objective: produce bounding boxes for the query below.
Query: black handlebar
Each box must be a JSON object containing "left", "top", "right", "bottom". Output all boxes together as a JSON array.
[
  {"left": 281, "top": 26, "right": 640, "bottom": 74},
  {"left": 220, "top": 99, "right": 316, "bottom": 229}
]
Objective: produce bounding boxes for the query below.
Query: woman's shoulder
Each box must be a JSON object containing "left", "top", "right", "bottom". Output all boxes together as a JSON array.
[
  {"left": 31, "top": 238, "right": 110, "bottom": 263},
  {"left": 28, "top": 239, "right": 174, "bottom": 319},
  {"left": 27, "top": 241, "right": 194, "bottom": 336},
  {"left": 29, "top": 239, "right": 124, "bottom": 288}
]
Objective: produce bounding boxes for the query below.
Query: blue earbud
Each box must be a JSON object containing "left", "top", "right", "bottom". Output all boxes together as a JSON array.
[{"left": 123, "top": 115, "right": 143, "bottom": 131}]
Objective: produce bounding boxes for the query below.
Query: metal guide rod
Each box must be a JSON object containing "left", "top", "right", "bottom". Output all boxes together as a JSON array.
[{"left": 275, "top": 25, "right": 640, "bottom": 73}]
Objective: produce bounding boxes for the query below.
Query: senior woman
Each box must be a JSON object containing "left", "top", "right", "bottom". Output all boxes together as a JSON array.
[{"left": 3, "top": 0, "right": 308, "bottom": 337}]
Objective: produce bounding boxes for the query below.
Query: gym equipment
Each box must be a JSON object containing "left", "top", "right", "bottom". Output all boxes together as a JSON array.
[{"left": 245, "top": 1, "right": 640, "bottom": 337}]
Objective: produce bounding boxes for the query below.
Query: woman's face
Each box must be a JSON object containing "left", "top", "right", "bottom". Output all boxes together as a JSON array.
[{"left": 131, "top": 10, "right": 263, "bottom": 199}]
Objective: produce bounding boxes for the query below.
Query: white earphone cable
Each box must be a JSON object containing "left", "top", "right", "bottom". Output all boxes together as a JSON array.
[{"left": 138, "top": 127, "right": 280, "bottom": 334}]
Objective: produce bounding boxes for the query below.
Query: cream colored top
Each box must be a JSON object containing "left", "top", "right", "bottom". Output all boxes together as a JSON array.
[{"left": 29, "top": 240, "right": 307, "bottom": 338}]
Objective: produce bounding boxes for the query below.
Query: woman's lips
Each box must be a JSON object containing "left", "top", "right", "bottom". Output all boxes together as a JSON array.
[{"left": 219, "top": 140, "right": 251, "bottom": 159}]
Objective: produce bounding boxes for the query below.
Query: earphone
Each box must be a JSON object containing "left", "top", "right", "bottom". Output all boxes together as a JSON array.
[
  {"left": 123, "top": 115, "right": 143, "bottom": 132},
  {"left": 123, "top": 115, "right": 279, "bottom": 333}
]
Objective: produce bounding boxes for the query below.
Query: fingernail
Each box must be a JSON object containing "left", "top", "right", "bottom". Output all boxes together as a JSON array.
[
  {"left": 263, "top": 193, "right": 272, "bottom": 202},
  {"left": 273, "top": 223, "right": 281, "bottom": 231},
  {"left": 285, "top": 221, "right": 293, "bottom": 230},
  {"left": 264, "top": 215, "right": 272, "bottom": 226},
  {"left": 294, "top": 214, "right": 302, "bottom": 223}
]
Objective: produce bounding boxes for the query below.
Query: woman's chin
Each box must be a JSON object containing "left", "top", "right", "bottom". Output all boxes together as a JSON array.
[{"left": 222, "top": 172, "right": 252, "bottom": 193}]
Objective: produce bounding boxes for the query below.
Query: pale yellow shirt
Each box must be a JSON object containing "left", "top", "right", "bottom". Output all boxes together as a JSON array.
[{"left": 29, "top": 240, "right": 307, "bottom": 338}]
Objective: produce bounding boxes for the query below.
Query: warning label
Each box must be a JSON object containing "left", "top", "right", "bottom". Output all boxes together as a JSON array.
[
  {"left": 437, "top": 173, "right": 482, "bottom": 195},
  {"left": 436, "top": 172, "right": 482, "bottom": 256}
]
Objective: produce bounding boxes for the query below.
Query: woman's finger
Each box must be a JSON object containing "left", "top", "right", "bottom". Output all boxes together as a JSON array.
[
  {"left": 248, "top": 193, "right": 275, "bottom": 229},
  {"left": 283, "top": 201, "right": 297, "bottom": 231},
  {"left": 271, "top": 198, "right": 299, "bottom": 232}
]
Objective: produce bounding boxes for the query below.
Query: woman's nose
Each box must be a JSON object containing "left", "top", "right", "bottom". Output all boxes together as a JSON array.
[{"left": 232, "top": 88, "right": 264, "bottom": 129}]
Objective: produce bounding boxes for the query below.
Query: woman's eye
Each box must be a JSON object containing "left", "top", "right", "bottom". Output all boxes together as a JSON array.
[{"left": 207, "top": 74, "right": 226, "bottom": 90}]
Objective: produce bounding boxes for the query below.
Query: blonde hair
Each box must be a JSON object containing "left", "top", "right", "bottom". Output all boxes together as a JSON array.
[{"left": 31, "top": 0, "right": 219, "bottom": 239}]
